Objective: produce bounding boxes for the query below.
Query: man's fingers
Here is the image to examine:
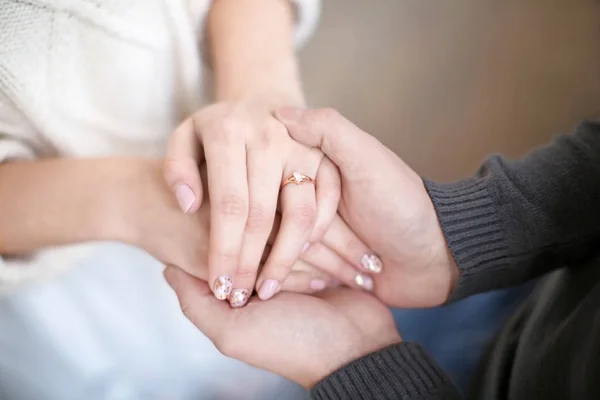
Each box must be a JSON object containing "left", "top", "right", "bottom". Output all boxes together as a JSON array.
[
  {"left": 163, "top": 266, "right": 230, "bottom": 340},
  {"left": 310, "top": 157, "right": 341, "bottom": 243},
  {"left": 164, "top": 118, "right": 205, "bottom": 213},
  {"left": 275, "top": 107, "right": 380, "bottom": 176}
]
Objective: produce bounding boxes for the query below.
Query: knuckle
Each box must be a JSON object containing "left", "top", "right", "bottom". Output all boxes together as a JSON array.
[
  {"left": 265, "top": 118, "right": 287, "bottom": 136},
  {"left": 210, "top": 117, "right": 251, "bottom": 143},
  {"left": 216, "top": 193, "right": 248, "bottom": 218},
  {"left": 213, "top": 247, "right": 239, "bottom": 266},
  {"left": 163, "top": 158, "right": 185, "bottom": 182},
  {"left": 235, "top": 266, "right": 258, "bottom": 281},
  {"left": 245, "top": 203, "right": 270, "bottom": 232},
  {"left": 256, "top": 120, "right": 286, "bottom": 148},
  {"left": 267, "top": 260, "right": 294, "bottom": 278},
  {"left": 289, "top": 204, "right": 317, "bottom": 230},
  {"left": 345, "top": 237, "right": 364, "bottom": 254},
  {"left": 315, "top": 107, "right": 341, "bottom": 122}
]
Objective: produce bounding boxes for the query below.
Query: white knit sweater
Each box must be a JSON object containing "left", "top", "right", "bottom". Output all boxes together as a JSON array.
[{"left": 0, "top": 0, "right": 320, "bottom": 290}]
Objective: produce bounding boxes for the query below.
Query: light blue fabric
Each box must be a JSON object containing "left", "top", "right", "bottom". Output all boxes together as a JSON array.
[
  {"left": 393, "top": 283, "right": 533, "bottom": 394},
  {"left": 0, "top": 243, "right": 306, "bottom": 400}
]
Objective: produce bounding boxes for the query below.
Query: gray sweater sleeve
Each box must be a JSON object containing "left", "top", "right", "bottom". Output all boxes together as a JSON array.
[
  {"left": 427, "top": 120, "right": 600, "bottom": 300},
  {"left": 311, "top": 121, "right": 600, "bottom": 400}
]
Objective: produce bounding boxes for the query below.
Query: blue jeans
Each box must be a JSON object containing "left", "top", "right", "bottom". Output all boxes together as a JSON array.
[{"left": 392, "top": 284, "right": 533, "bottom": 394}]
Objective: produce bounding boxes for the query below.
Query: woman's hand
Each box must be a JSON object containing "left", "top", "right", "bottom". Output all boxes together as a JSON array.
[
  {"left": 163, "top": 265, "right": 401, "bottom": 389},
  {"left": 120, "top": 159, "right": 377, "bottom": 302},
  {"left": 163, "top": 102, "right": 383, "bottom": 306}
]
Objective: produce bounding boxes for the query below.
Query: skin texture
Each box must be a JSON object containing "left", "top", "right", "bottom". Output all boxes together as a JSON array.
[{"left": 164, "top": 107, "right": 460, "bottom": 388}]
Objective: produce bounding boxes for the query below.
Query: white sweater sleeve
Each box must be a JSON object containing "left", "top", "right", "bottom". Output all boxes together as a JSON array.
[
  {"left": 0, "top": 91, "right": 94, "bottom": 293},
  {"left": 0, "top": 92, "right": 37, "bottom": 162},
  {"left": 290, "top": 0, "right": 321, "bottom": 48}
]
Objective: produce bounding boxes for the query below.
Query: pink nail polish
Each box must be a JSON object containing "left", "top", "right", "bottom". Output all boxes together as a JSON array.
[
  {"left": 310, "top": 279, "right": 327, "bottom": 291},
  {"left": 258, "top": 279, "right": 280, "bottom": 300},
  {"left": 175, "top": 184, "right": 195, "bottom": 213},
  {"left": 213, "top": 276, "right": 232, "bottom": 300},
  {"left": 355, "top": 274, "right": 374, "bottom": 291},
  {"left": 301, "top": 242, "right": 311, "bottom": 253},
  {"left": 361, "top": 254, "right": 383, "bottom": 274},
  {"left": 229, "top": 289, "right": 249, "bottom": 308}
]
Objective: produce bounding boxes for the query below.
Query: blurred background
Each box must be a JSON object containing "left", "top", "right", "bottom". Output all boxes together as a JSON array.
[{"left": 300, "top": 0, "right": 600, "bottom": 180}]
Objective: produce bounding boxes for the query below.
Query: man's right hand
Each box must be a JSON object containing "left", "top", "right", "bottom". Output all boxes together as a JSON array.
[{"left": 276, "top": 108, "right": 460, "bottom": 307}]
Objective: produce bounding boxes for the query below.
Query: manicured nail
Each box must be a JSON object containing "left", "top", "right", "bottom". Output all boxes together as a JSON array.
[
  {"left": 175, "top": 184, "right": 195, "bottom": 213},
  {"left": 355, "top": 274, "right": 374, "bottom": 291},
  {"left": 361, "top": 254, "right": 383, "bottom": 274},
  {"left": 301, "top": 242, "right": 311, "bottom": 253},
  {"left": 258, "top": 279, "right": 281, "bottom": 300},
  {"left": 277, "top": 107, "right": 302, "bottom": 121},
  {"left": 212, "top": 276, "right": 233, "bottom": 300},
  {"left": 310, "top": 279, "right": 327, "bottom": 291},
  {"left": 229, "top": 289, "right": 249, "bottom": 308}
]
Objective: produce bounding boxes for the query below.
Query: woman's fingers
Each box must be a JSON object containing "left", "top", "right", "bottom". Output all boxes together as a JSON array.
[
  {"left": 280, "top": 267, "right": 331, "bottom": 294},
  {"left": 256, "top": 148, "right": 322, "bottom": 300},
  {"left": 202, "top": 116, "right": 250, "bottom": 302},
  {"left": 321, "top": 215, "right": 384, "bottom": 275},
  {"left": 164, "top": 118, "right": 205, "bottom": 214},
  {"left": 309, "top": 157, "right": 341, "bottom": 243},
  {"left": 230, "top": 139, "right": 281, "bottom": 308},
  {"left": 300, "top": 242, "right": 374, "bottom": 291}
]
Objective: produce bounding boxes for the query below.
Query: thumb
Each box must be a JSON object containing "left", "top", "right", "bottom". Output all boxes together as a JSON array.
[
  {"left": 163, "top": 265, "right": 230, "bottom": 340},
  {"left": 164, "top": 118, "right": 205, "bottom": 214},
  {"left": 275, "top": 107, "right": 382, "bottom": 175}
]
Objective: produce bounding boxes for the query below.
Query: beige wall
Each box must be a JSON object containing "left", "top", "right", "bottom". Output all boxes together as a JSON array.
[{"left": 299, "top": 0, "right": 600, "bottom": 180}]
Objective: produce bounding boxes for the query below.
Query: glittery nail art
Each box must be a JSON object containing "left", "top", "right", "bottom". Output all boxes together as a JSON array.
[
  {"left": 355, "top": 274, "right": 374, "bottom": 291},
  {"left": 229, "top": 289, "right": 249, "bottom": 308},
  {"left": 361, "top": 254, "right": 383, "bottom": 274},
  {"left": 213, "top": 276, "right": 233, "bottom": 300}
]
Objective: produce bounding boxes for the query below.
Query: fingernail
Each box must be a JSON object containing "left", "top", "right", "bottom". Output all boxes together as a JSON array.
[
  {"left": 355, "top": 274, "right": 374, "bottom": 291},
  {"left": 212, "top": 276, "right": 233, "bottom": 300},
  {"left": 310, "top": 279, "right": 327, "bottom": 291},
  {"left": 229, "top": 289, "right": 249, "bottom": 308},
  {"left": 175, "top": 184, "right": 195, "bottom": 213},
  {"left": 277, "top": 107, "right": 303, "bottom": 121},
  {"left": 258, "top": 279, "right": 280, "bottom": 300},
  {"left": 301, "top": 242, "right": 311, "bottom": 253},
  {"left": 361, "top": 254, "right": 383, "bottom": 274}
]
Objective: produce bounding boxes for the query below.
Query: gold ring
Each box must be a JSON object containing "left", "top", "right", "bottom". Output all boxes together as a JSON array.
[{"left": 282, "top": 172, "right": 316, "bottom": 188}]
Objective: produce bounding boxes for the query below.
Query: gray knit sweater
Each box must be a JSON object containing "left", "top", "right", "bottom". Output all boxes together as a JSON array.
[{"left": 311, "top": 121, "right": 600, "bottom": 400}]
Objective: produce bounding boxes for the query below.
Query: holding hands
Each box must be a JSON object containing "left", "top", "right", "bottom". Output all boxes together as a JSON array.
[
  {"left": 162, "top": 100, "right": 384, "bottom": 307},
  {"left": 163, "top": 107, "right": 461, "bottom": 388}
]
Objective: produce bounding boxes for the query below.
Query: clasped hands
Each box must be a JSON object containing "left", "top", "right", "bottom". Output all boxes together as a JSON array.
[{"left": 158, "top": 103, "right": 460, "bottom": 388}]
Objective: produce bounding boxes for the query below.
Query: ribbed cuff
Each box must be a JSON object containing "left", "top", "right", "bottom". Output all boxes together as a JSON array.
[
  {"left": 310, "top": 342, "right": 461, "bottom": 400},
  {"left": 424, "top": 178, "right": 511, "bottom": 300}
]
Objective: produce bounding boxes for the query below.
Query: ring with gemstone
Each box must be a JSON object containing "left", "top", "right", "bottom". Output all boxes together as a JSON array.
[{"left": 282, "top": 172, "right": 315, "bottom": 188}]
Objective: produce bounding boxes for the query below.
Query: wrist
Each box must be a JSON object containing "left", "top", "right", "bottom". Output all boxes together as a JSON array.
[
  {"left": 101, "top": 158, "right": 166, "bottom": 246},
  {"left": 216, "top": 75, "right": 306, "bottom": 109}
]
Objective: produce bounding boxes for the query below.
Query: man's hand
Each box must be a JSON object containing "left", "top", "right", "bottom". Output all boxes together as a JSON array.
[
  {"left": 164, "top": 266, "right": 401, "bottom": 389},
  {"left": 276, "top": 108, "right": 459, "bottom": 307}
]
